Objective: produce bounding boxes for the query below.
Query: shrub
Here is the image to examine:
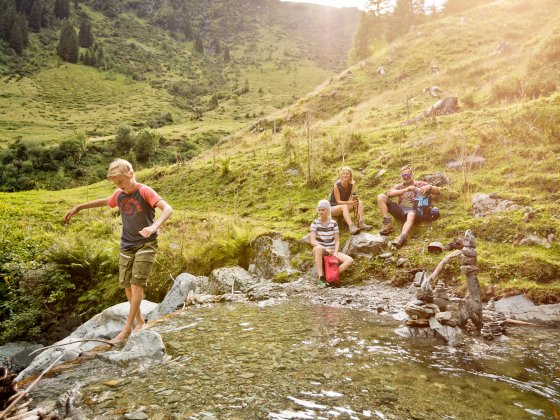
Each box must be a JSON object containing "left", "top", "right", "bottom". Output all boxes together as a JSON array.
[
  {"left": 182, "top": 225, "right": 253, "bottom": 275},
  {"left": 134, "top": 129, "right": 160, "bottom": 162},
  {"left": 115, "top": 125, "right": 134, "bottom": 152}
]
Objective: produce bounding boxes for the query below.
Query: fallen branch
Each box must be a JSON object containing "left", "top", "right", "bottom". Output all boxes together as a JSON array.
[
  {"left": 6, "top": 408, "right": 42, "bottom": 420},
  {"left": 505, "top": 318, "right": 547, "bottom": 327},
  {"left": 29, "top": 339, "right": 115, "bottom": 357},
  {"left": 421, "top": 249, "right": 462, "bottom": 291},
  {"left": 0, "top": 352, "right": 65, "bottom": 419}
]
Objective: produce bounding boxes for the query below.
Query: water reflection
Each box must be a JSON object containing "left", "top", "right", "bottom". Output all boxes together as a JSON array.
[{"left": 79, "top": 299, "right": 560, "bottom": 419}]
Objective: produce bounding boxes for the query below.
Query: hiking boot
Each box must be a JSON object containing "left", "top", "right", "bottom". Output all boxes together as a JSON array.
[
  {"left": 358, "top": 220, "right": 372, "bottom": 231},
  {"left": 379, "top": 219, "right": 394, "bottom": 235},
  {"left": 390, "top": 234, "right": 407, "bottom": 249},
  {"left": 349, "top": 224, "right": 360, "bottom": 235}
]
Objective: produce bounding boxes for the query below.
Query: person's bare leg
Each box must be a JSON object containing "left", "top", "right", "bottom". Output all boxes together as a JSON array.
[
  {"left": 357, "top": 200, "right": 364, "bottom": 221},
  {"left": 400, "top": 212, "right": 416, "bottom": 237},
  {"left": 123, "top": 286, "right": 145, "bottom": 331},
  {"left": 314, "top": 246, "right": 324, "bottom": 276},
  {"left": 337, "top": 253, "right": 353, "bottom": 273},
  {"left": 112, "top": 284, "right": 143, "bottom": 342},
  {"left": 377, "top": 194, "right": 389, "bottom": 218},
  {"left": 341, "top": 204, "right": 353, "bottom": 226}
]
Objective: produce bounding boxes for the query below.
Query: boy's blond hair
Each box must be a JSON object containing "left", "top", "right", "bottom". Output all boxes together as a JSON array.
[{"left": 107, "top": 159, "right": 134, "bottom": 180}]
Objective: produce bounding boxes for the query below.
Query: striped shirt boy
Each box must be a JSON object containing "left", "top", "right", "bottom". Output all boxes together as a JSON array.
[{"left": 310, "top": 218, "right": 339, "bottom": 251}]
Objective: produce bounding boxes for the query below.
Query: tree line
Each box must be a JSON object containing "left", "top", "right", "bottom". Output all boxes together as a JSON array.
[
  {"left": 0, "top": 128, "right": 161, "bottom": 192},
  {"left": 353, "top": 0, "right": 491, "bottom": 61},
  {"left": 0, "top": 0, "right": 104, "bottom": 67}
]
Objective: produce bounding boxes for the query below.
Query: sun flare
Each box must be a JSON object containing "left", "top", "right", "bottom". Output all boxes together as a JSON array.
[{"left": 281, "top": 0, "right": 367, "bottom": 9}]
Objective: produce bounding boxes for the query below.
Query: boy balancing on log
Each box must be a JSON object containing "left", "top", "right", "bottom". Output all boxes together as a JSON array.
[{"left": 64, "top": 159, "right": 173, "bottom": 343}]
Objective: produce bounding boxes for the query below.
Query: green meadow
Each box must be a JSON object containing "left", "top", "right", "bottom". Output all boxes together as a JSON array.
[{"left": 1, "top": 0, "right": 560, "bottom": 343}]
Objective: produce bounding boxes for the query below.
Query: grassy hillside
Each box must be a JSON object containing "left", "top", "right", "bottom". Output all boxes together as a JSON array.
[
  {"left": 0, "top": 0, "right": 358, "bottom": 192},
  {"left": 1, "top": 0, "right": 560, "bottom": 343},
  {"left": 0, "top": 0, "right": 358, "bottom": 146}
]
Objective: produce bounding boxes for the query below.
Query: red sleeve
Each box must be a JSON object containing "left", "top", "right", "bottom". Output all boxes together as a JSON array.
[
  {"left": 138, "top": 185, "right": 162, "bottom": 208},
  {"left": 107, "top": 189, "right": 122, "bottom": 208}
]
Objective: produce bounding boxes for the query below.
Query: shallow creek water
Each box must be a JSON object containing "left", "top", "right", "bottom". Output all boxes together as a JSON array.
[{"left": 77, "top": 300, "right": 559, "bottom": 419}]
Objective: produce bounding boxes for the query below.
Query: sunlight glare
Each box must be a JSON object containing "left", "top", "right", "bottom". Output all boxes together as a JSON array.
[{"left": 280, "top": 0, "right": 368, "bottom": 10}]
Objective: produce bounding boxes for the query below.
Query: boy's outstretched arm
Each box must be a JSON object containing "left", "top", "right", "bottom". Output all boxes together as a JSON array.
[
  {"left": 64, "top": 198, "right": 109, "bottom": 224},
  {"left": 139, "top": 200, "right": 173, "bottom": 238}
]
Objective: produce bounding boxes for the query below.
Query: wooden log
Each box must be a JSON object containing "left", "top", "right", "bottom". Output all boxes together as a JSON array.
[{"left": 420, "top": 249, "right": 462, "bottom": 291}]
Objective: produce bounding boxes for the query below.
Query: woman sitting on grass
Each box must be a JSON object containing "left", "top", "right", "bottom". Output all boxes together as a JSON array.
[
  {"left": 310, "top": 200, "right": 353, "bottom": 288},
  {"left": 329, "top": 166, "right": 371, "bottom": 234}
]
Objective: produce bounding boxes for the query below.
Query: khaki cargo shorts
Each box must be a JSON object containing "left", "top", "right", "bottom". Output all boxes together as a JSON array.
[{"left": 118, "top": 240, "right": 158, "bottom": 288}]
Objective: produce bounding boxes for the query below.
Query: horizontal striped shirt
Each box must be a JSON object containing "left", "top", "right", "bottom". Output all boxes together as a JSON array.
[{"left": 310, "top": 218, "right": 339, "bottom": 251}]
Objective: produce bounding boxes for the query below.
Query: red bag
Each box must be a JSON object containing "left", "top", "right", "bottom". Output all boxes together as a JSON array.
[{"left": 323, "top": 255, "right": 340, "bottom": 285}]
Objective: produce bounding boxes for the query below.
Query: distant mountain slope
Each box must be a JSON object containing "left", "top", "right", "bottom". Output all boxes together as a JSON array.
[{"left": 0, "top": 0, "right": 359, "bottom": 145}]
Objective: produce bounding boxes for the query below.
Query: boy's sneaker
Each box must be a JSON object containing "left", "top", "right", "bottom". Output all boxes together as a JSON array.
[
  {"left": 358, "top": 221, "right": 372, "bottom": 231},
  {"left": 349, "top": 224, "right": 360, "bottom": 235},
  {"left": 379, "top": 219, "right": 394, "bottom": 235}
]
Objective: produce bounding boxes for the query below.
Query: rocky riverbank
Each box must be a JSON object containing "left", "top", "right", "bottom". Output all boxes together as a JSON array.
[{"left": 3, "top": 231, "right": 560, "bottom": 418}]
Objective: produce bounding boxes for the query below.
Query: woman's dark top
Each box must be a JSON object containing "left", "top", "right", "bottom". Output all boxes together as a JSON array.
[{"left": 329, "top": 181, "right": 353, "bottom": 206}]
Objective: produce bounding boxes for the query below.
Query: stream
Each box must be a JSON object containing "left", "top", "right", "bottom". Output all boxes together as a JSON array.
[{"left": 31, "top": 299, "right": 560, "bottom": 419}]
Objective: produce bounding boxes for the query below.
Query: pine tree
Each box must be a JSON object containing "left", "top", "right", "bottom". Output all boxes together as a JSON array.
[
  {"left": 17, "top": 0, "right": 34, "bottom": 15},
  {"left": 392, "top": 0, "right": 413, "bottom": 34},
  {"left": 57, "top": 20, "right": 78, "bottom": 62},
  {"left": 353, "top": 12, "right": 374, "bottom": 61},
  {"left": 54, "top": 0, "right": 69, "bottom": 19},
  {"left": 28, "top": 0, "right": 44, "bottom": 32},
  {"left": 8, "top": 13, "right": 25, "bottom": 54},
  {"left": 353, "top": 1, "right": 391, "bottom": 61},
  {"left": 223, "top": 46, "right": 230, "bottom": 63},
  {"left": 389, "top": 0, "right": 426, "bottom": 39},
  {"left": 0, "top": 0, "right": 17, "bottom": 41},
  {"left": 78, "top": 15, "right": 93, "bottom": 47},
  {"left": 83, "top": 48, "right": 90, "bottom": 65},
  {"left": 194, "top": 34, "right": 203, "bottom": 53},
  {"left": 95, "top": 43, "right": 103, "bottom": 68},
  {"left": 16, "top": 11, "right": 27, "bottom": 46},
  {"left": 412, "top": 0, "right": 425, "bottom": 16},
  {"left": 183, "top": 16, "right": 192, "bottom": 41}
]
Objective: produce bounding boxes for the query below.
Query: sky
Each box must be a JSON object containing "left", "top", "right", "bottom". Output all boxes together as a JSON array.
[{"left": 280, "top": 0, "right": 446, "bottom": 11}]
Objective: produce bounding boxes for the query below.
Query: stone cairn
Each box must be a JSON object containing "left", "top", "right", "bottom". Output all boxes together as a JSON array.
[
  {"left": 481, "top": 298, "right": 507, "bottom": 340},
  {"left": 400, "top": 229, "right": 486, "bottom": 346}
]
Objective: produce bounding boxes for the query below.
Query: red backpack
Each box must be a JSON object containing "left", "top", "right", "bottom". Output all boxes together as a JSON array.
[{"left": 323, "top": 255, "right": 340, "bottom": 285}]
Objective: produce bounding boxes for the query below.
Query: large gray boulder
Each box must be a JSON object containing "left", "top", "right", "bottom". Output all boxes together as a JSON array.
[
  {"left": 421, "top": 172, "right": 451, "bottom": 187},
  {"left": 208, "top": 266, "right": 256, "bottom": 295},
  {"left": 342, "top": 233, "right": 388, "bottom": 258},
  {"left": 447, "top": 155, "right": 486, "bottom": 170},
  {"left": 252, "top": 233, "right": 293, "bottom": 279},
  {"left": 0, "top": 342, "right": 43, "bottom": 373},
  {"left": 16, "top": 300, "right": 157, "bottom": 381},
  {"left": 471, "top": 193, "right": 521, "bottom": 217},
  {"left": 429, "top": 317, "right": 462, "bottom": 346},
  {"left": 495, "top": 295, "right": 560, "bottom": 327},
  {"left": 97, "top": 330, "right": 164, "bottom": 365},
  {"left": 147, "top": 273, "right": 206, "bottom": 321}
]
